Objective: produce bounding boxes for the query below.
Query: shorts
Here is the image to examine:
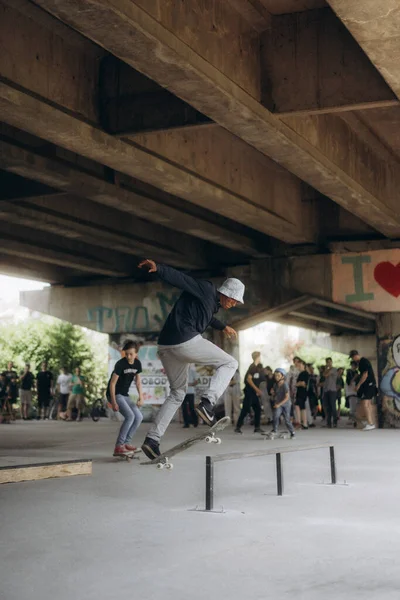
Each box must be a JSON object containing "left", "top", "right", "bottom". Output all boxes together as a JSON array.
[
  {"left": 20, "top": 389, "right": 32, "bottom": 405},
  {"left": 358, "top": 385, "right": 376, "bottom": 400},
  {"left": 37, "top": 394, "right": 51, "bottom": 408},
  {"left": 295, "top": 396, "right": 307, "bottom": 410},
  {"left": 67, "top": 394, "right": 84, "bottom": 410},
  {"left": 59, "top": 393, "right": 69, "bottom": 412}
]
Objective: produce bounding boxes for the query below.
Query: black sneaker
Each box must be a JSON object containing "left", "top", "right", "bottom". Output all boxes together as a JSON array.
[
  {"left": 195, "top": 398, "right": 216, "bottom": 426},
  {"left": 290, "top": 432, "right": 296, "bottom": 439},
  {"left": 234, "top": 427, "right": 243, "bottom": 434},
  {"left": 254, "top": 427, "right": 265, "bottom": 434},
  {"left": 141, "top": 437, "right": 161, "bottom": 460}
]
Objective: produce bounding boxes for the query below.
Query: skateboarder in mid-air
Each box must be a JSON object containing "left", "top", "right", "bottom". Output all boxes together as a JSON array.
[{"left": 139, "top": 259, "right": 245, "bottom": 460}]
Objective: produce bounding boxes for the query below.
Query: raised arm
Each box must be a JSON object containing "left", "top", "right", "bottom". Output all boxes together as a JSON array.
[{"left": 138, "top": 259, "right": 209, "bottom": 300}]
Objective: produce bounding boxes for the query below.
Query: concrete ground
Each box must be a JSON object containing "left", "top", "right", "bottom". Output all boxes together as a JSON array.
[{"left": 0, "top": 418, "right": 399, "bottom": 600}]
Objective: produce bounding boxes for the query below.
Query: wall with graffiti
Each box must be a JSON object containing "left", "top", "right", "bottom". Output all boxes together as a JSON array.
[
  {"left": 377, "top": 311, "right": 400, "bottom": 427},
  {"left": 332, "top": 250, "right": 400, "bottom": 312}
]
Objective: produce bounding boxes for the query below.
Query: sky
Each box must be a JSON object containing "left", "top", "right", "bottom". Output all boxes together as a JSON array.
[{"left": 0, "top": 274, "right": 49, "bottom": 303}]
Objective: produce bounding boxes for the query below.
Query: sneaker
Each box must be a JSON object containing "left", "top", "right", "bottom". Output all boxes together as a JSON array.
[
  {"left": 290, "top": 432, "right": 296, "bottom": 439},
  {"left": 183, "top": 424, "right": 190, "bottom": 429},
  {"left": 195, "top": 398, "right": 216, "bottom": 426},
  {"left": 254, "top": 427, "right": 265, "bottom": 434},
  {"left": 124, "top": 444, "right": 137, "bottom": 452},
  {"left": 362, "top": 424, "right": 376, "bottom": 431},
  {"left": 301, "top": 425, "right": 309, "bottom": 430},
  {"left": 113, "top": 445, "right": 130, "bottom": 457},
  {"left": 234, "top": 427, "right": 243, "bottom": 434},
  {"left": 141, "top": 437, "right": 161, "bottom": 459}
]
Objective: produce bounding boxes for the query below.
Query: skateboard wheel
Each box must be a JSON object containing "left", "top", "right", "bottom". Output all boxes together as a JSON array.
[
  {"left": 205, "top": 436, "right": 212, "bottom": 443},
  {"left": 166, "top": 463, "right": 174, "bottom": 470},
  {"left": 156, "top": 463, "right": 164, "bottom": 470},
  {"left": 215, "top": 437, "right": 222, "bottom": 444}
]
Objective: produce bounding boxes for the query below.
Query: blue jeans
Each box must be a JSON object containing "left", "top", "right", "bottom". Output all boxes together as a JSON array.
[
  {"left": 273, "top": 401, "right": 294, "bottom": 434},
  {"left": 115, "top": 394, "right": 143, "bottom": 446}
]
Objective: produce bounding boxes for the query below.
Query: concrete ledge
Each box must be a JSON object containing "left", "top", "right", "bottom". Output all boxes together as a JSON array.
[{"left": 0, "top": 459, "right": 92, "bottom": 484}]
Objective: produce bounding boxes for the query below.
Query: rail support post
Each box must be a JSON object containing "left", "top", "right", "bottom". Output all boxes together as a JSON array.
[
  {"left": 276, "top": 452, "right": 283, "bottom": 496},
  {"left": 205, "top": 456, "right": 214, "bottom": 511},
  {"left": 329, "top": 446, "right": 336, "bottom": 485}
]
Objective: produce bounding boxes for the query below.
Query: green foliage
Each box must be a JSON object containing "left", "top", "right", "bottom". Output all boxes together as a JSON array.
[
  {"left": 282, "top": 339, "right": 349, "bottom": 369},
  {"left": 0, "top": 320, "right": 107, "bottom": 403}
]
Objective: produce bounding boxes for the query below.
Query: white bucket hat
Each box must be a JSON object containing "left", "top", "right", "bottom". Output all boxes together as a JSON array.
[{"left": 217, "top": 278, "right": 245, "bottom": 304}]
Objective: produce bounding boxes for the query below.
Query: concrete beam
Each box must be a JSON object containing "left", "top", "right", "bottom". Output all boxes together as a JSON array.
[
  {"left": 0, "top": 84, "right": 305, "bottom": 244},
  {"left": 129, "top": 126, "right": 316, "bottom": 243},
  {"left": 0, "top": 197, "right": 207, "bottom": 270},
  {"left": 0, "top": 140, "right": 262, "bottom": 257},
  {"left": 31, "top": 0, "right": 400, "bottom": 238},
  {"left": 0, "top": 237, "right": 125, "bottom": 277},
  {"left": 0, "top": 254, "right": 70, "bottom": 283},
  {"left": 261, "top": 8, "right": 398, "bottom": 115},
  {"left": 327, "top": 0, "right": 400, "bottom": 99},
  {"left": 226, "top": 0, "right": 271, "bottom": 32}
]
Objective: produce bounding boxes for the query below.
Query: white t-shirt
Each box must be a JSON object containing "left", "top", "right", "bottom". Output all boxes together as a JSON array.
[{"left": 57, "top": 374, "right": 72, "bottom": 395}]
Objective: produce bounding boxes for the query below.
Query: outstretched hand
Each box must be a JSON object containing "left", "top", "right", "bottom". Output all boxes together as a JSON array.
[
  {"left": 223, "top": 325, "right": 237, "bottom": 339},
  {"left": 138, "top": 259, "right": 157, "bottom": 273}
]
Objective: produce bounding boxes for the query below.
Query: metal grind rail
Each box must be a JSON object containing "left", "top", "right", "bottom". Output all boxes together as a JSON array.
[{"left": 203, "top": 443, "right": 337, "bottom": 512}]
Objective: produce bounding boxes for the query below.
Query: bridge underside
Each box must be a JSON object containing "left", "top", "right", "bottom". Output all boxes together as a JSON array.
[{"left": 0, "top": 0, "right": 399, "bottom": 297}]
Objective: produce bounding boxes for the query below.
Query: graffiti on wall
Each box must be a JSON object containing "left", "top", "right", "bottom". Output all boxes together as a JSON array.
[
  {"left": 88, "top": 291, "right": 180, "bottom": 332},
  {"left": 378, "top": 333, "right": 400, "bottom": 426},
  {"left": 332, "top": 250, "right": 400, "bottom": 312}
]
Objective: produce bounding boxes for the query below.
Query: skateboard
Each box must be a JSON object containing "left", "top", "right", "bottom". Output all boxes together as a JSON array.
[
  {"left": 263, "top": 431, "right": 290, "bottom": 440},
  {"left": 141, "top": 416, "right": 231, "bottom": 470},
  {"left": 113, "top": 450, "right": 141, "bottom": 462}
]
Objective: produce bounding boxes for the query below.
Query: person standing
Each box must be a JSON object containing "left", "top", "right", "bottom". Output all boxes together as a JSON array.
[
  {"left": 65, "top": 367, "right": 85, "bottom": 422},
  {"left": 56, "top": 367, "right": 72, "bottom": 419},
  {"left": 345, "top": 361, "right": 359, "bottom": 426},
  {"left": 349, "top": 350, "right": 376, "bottom": 431},
  {"left": 322, "top": 358, "right": 338, "bottom": 428},
  {"left": 223, "top": 369, "right": 241, "bottom": 425},
  {"left": 235, "top": 351, "right": 265, "bottom": 434},
  {"left": 20, "top": 363, "right": 34, "bottom": 420},
  {"left": 295, "top": 360, "right": 310, "bottom": 429},
  {"left": 288, "top": 357, "right": 301, "bottom": 427},
  {"left": 336, "top": 367, "right": 345, "bottom": 422},
  {"left": 108, "top": 340, "right": 144, "bottom": 456},
  {"left": 182, "top": 365, "right": 199, "bottom": 428},
  {"left": 270, "top": 368, "right": 295, "bottom": 438},
  {"left": 36, "top": 362, "right": 53, "bottom": 420},
  {"left": 138, "top": 259, "right": 242, "bottom": 460},
  {"left": 306, "top": 364, "right": 318, "bottom": 425}
]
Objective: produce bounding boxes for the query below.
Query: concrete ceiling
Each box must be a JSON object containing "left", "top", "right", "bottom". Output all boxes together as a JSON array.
[{"left": 0, "top": 0, "right": 399, "bottom": 286}]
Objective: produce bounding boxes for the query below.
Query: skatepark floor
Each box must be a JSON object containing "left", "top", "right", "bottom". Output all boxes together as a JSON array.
[{"left": 1, "top": 419, "right": 399, "bottom": 600}]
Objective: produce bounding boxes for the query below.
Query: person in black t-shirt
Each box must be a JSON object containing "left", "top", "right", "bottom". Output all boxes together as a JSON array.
[
  {"left": 4, "top": 361, "right": 18, "bottom": 385},
  {"left": 36, "top": 362, "right": 53, "bottom": 420},
  {"left": 107, "top": 340, "right": 144, "bottom": 457},
  {"left": 20, "top": 363, "right": 34, "bottom": 420},
  {"left": 295, "top": 360, "right": 310, "bottom": 429},
  {"left": 349, "top": 350, "right": 376, "bottom": 431},
  {"left": 235, "top": 351, "right": 265, "bottom": 434}
]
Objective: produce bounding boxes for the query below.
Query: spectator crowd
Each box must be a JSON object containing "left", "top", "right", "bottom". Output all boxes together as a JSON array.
[{"left": 0, "top": 361, "right": 86, "bottom": 423}]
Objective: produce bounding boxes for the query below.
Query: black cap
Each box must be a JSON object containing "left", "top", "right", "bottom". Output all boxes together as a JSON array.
[{"left": 349, "top": 350, "right": 359, "bottom": 358}]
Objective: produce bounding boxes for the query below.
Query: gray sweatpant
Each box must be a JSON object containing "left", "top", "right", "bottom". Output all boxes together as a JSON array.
[{"left": 147, "top": 335, "right": 238, "bottom": 442}]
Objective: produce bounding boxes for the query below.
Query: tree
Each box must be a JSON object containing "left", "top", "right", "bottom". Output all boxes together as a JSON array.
[{"left": 0, "top": 319, "right": 107, "bottom": 403}]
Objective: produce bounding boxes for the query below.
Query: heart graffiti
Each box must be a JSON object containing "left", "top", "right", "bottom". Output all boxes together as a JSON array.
[{"left": 374, "top": 262, "right": 400, "bottom": 298}]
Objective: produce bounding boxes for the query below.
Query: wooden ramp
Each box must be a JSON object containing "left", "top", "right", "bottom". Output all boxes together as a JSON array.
[{"left": 0, "top": 459, "right": 92, "bottom": 484}]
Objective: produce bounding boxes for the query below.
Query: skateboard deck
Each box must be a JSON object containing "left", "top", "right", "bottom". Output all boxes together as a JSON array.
[
  {"left": 141, "top": 416, "right": 231, "bottom": 469},
  {"left": 113, "top": 450, "right": 141, "bottom": 462}
]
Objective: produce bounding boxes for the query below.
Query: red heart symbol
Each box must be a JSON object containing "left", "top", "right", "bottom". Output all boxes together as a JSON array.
[{"left": 374, "top": 262, "right": 400, "bottom": 297}]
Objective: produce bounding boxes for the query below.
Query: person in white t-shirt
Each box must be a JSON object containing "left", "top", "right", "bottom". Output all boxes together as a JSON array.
[{"left": 56, "top": 367, "right": 72, "bottom": 419}]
